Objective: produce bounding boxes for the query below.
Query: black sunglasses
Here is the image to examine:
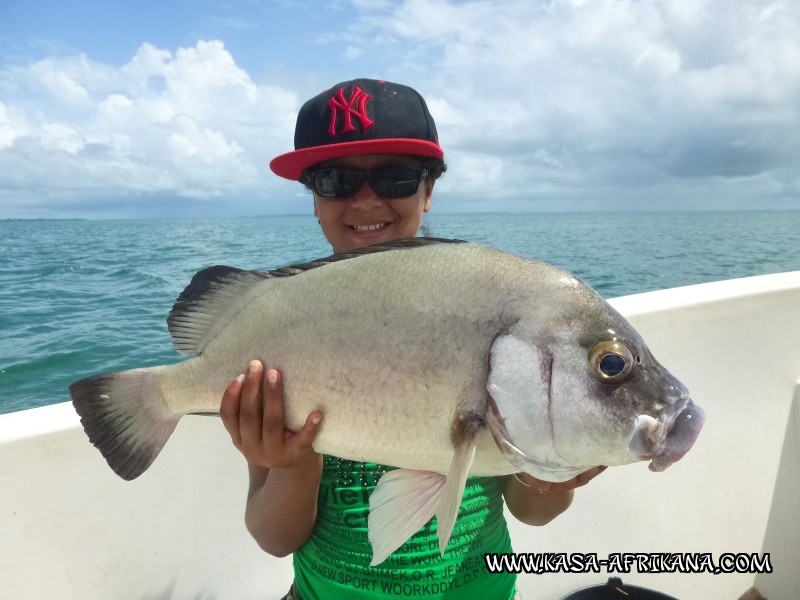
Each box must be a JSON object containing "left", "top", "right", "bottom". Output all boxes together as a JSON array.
[{"left": 302, "top": 166, "right": 428, "bottom": 200}]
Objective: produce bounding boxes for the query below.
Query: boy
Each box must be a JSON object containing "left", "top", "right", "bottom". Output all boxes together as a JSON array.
[{"left": 220, "top": 78, "right": 603, "bottom": 599}]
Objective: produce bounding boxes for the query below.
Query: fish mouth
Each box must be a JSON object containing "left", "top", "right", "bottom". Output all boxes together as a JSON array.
[{"left": 629, "top": 398, "right": 705, "bottom": 472}]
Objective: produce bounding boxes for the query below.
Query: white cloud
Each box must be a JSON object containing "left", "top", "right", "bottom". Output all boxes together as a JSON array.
[
  {"left": 1, "top": 1, "right": 799, "bottom": 217},
  {"left": 0, "top": 102, "right": 24, "bottom": 150},
  {"left": 327, "top": 0, "right": 800, "bottom": 208},
  {"left": 0, "top": 40, "right": 299, "bottom": 215},
  {"left": 32, "top": 61, "right": 92, "bottom": 105}
]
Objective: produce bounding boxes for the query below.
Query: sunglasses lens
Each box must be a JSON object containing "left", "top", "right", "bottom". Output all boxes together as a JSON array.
[
  {"left": 309, "top": 167, "right": 426, "bottom": 200},
  {"left": 312, "top": 169, "right": 361, "bottom": 198},
  {"left": 370, "top": 167, "right": 423, "bottom": 199}
]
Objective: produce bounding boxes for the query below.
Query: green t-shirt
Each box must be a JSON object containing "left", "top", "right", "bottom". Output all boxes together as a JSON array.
[{"left": 293, "top": 455, "right": 516, "bottom": 599}]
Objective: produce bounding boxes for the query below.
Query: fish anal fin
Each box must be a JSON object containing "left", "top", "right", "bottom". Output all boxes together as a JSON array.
[
  {"left": 167, "top": 266, "right": 269, "bottom": 355},
  {"left": 368, "top": 469, "right": 445, "bottom": 566}
]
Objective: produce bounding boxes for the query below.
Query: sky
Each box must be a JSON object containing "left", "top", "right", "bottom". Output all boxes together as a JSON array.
[{"left": 1, "top": 0, "right": 799, "bottom": 218}]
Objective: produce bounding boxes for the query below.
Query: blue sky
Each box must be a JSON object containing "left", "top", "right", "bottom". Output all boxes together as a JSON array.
[{"left": 1, "top": 0, "right": 799, "bottom": 218}]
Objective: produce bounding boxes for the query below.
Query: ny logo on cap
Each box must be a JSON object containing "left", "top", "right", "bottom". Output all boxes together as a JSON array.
[{"left": 327, "top": 85, "right": 374, "bottom": 136}]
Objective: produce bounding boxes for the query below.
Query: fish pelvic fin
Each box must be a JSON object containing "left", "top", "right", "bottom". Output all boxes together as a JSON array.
[
  {"left": 367, "top": 414, "right": 480, "bottom": 566},
  {"left": 435, "top": 439, "right": 476, "bottom": 557},
  {"left": 69, "top": 367, "right": 180, "bottom": 480},
  {"left": 367, "top": 469, "right": 445, "bottom": 566}
]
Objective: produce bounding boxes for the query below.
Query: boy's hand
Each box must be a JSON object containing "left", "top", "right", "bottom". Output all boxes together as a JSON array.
[{"left": 220, "top": 360, "right": 323, "bottom": 469}]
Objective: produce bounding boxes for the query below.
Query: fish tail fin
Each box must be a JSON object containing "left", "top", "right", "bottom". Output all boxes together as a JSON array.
[{"left": 69, "top": 367, "right": 181, "bottom": 481}]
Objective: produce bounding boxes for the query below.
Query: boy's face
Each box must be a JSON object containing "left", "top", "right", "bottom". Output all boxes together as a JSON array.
[{"left": 311, "top": 154, "right": 433, "bottom": 253}]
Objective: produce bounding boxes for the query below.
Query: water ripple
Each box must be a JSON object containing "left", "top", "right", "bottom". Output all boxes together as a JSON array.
[{"left": 2, "top": 212, "right": 800, "bottom": 414}]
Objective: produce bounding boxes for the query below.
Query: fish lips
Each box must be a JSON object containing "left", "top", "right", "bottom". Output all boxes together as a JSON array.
[{"left": 629, "top": 398, "right": 706, "bottom": 472}]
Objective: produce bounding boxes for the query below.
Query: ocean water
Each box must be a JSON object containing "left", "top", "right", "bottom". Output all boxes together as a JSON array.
[{"left": 2, "top": 210, "right": 799, "bottom": 415}]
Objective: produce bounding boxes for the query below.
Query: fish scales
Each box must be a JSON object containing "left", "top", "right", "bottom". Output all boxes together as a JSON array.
[
  {"left": 70, "top": 238, "right": 704, "bottom": 563},
  {"left": 155, "top": 242, "right": 533, "bottom": 475}
]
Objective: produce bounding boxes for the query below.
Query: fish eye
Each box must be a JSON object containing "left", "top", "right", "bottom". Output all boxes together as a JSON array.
[
  {"left": 589, "top": 341, "right": 635, "bottom": 382},
  {"left": 599, "top": 354, "right": 626, "bottom": 376}
]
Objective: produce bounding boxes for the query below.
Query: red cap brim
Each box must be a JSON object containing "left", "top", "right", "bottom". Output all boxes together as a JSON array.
[{"left": 269, "top": 138, "right": 444, "bottom": 180}]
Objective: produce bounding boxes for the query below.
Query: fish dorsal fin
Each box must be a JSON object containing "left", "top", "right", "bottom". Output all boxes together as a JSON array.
[
  {"left": 264, "top": 236, "right": 467, "bottom": 277},
  {"left": 168, "top": 266, "right": 270, "bottom": 355},
  {"left": 168, "top": 237, "right": 467, "bottom": 355}
]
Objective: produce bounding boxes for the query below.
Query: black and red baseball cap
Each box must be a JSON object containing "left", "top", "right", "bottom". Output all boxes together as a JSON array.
[{"left": 270, "top": 78, "right": 444, "bottom": 181}]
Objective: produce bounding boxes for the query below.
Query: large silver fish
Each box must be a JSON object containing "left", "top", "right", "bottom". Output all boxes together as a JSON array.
[{"left": 70, "top": 238, "right": 704, "bottom": 565}]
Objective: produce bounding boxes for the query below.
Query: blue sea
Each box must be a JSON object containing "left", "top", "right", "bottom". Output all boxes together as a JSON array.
[{"left": 2, "top": 211, "right": 799, "bottom": 415}]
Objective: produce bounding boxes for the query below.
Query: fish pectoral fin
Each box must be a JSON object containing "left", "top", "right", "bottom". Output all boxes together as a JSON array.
[
  {"left": 435, "top": 440, "right": 477, "bottom": 556},
  {"left": 368, "top": 469, "right": 445, "bottom": 566}
]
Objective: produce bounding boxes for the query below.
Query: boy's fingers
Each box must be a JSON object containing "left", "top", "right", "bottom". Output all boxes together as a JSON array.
[
  {"left": 261, "top": 368, "right": 285, "bottom": 423},
  {"left": 286, "top": 411, "right": 323, "bottom": 457},
  {"left": 575, "top": 466, "right": 606, "bottom": 487},
  {"left": 220, "top": 374, "right": 245, "bottom": 447},
  {"left": 238, "top": 360, "right": 265, "bottom": 447},
  {"left": 225, "top": 363, "right": 319, "bottom": 468},
  {"left": 260, "top": 367, "right": 288, "bottom": 453}
]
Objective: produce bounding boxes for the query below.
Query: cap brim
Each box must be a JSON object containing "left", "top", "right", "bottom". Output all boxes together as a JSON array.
[{"left": 269, "top": 139, "right": 444, "bottom": 180}]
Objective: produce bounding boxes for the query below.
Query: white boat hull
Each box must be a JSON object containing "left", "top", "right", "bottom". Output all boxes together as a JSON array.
[{"left": 2, "top": 271, "right": 799, "bottom": 599}]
